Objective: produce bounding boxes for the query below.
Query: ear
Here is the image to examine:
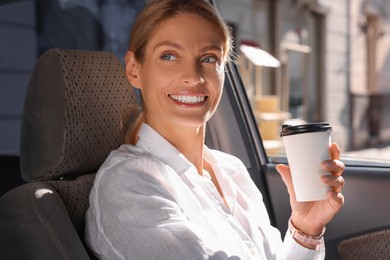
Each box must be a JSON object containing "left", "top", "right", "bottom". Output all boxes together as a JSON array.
[{"left": 125, "top": 51, "right": 141, "bottom": 89}]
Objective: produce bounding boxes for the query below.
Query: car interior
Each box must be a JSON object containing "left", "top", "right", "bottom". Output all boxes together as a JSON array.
[
  {"left": 1, "top": 1, "right": 390, "bottom": 259},
  {"left": 1, "top": 46, "right": 389, "bottom": 260},
  {"left": 0, "top": 42, "right": 390, "bottom": 259},
  {"left": 0, "top": 48, "right": 139, "bottom": 259}
]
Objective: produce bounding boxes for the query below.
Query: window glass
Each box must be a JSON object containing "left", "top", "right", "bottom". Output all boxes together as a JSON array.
[
  {"left": 216, "top": 0, "right": 390, "bottom": 164},
  {"left": 0, "top": 0, "right": 146, "bottom": 155},
  {"left": 36, "top": 0, "right": 146, "bottom": 59}
]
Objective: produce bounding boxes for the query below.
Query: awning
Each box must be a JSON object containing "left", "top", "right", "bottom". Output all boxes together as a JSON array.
[{"left": 240, "top": 44, "right": 281, "bottom": 68}]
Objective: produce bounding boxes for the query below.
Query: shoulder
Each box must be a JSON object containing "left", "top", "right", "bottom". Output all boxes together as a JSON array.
[
  {"left": 93, "top": 144, "right": 173, "bottom": 194},
  {"left": 100, "top": 144, "right": 166, "bottom": 172}
]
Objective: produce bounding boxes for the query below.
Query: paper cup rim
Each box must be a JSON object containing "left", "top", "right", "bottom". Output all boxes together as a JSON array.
[{"left": 280, "top": 122, "right": 332, "bottom": 137}]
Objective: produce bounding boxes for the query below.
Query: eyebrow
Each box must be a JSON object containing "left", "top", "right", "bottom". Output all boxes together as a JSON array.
[
  {"left": 153, "top": 41, "right": 223, "bottom": 53},
  {"left": 153, "top": 41, "right": 183, "bottom": 51}
]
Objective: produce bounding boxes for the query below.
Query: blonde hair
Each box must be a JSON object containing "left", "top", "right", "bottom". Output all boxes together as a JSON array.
[{"left": 126, "top": 0, "right": 233, "bottom": 144}]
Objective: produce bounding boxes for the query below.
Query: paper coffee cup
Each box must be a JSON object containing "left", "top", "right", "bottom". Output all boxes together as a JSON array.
[{"left": 280, "top": 123, "right": 332, "bottom": 202}]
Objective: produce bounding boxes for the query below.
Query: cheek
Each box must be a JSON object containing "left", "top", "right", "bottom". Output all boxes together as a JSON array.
[
  {"left": 148, "top": 65, "right": 177, "bottom": 88},
  {"left": 212, "top": 63, "right": 225, "bottom": 84},
  {"left": 206, "top": 68, "right": 225, "bottom": 93},
  {"left": 218, "top": 69, "right": 225, "bottom": 87},
  {"left": 139, "top": 65, "right": 170, "bottom": 92},
  {"left": 216, "top": 62, "right": 225, "bottom": 75},
  {"left": 207, "top": 75, "right": 224, "bottom": 112}
]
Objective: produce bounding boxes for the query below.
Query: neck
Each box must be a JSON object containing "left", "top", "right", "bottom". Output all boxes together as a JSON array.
[{"left": 147, "top": 120, "right": 206, "bottom": 175}]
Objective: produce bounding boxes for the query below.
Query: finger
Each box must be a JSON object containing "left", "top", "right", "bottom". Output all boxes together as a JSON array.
[
  {"left": 322, "top": 159, "right": 345, "bottom": 176},
  {"left": 327, "top": 190, "right": 345, "bottom": 210},
  {"left": 276, "top": 164, "right": 296, "bottom": 198},
  {"left": 322, "top": 175, "right": 345, "bottom": 193},
  {"left": 329, "top": 143, "right": 341, "bottom": 160}
]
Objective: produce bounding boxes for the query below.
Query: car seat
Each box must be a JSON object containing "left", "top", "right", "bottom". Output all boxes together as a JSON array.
[
  {"left": 337, "top": 228, "right": 390, "bottom": 259},
  {"left": 0, "top": 49, "right": 139, "bottom": 259}
]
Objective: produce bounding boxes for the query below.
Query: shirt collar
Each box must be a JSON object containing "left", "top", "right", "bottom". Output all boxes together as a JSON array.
[{"left": 136, "top": 123, "right": 193, "bottom": 175}]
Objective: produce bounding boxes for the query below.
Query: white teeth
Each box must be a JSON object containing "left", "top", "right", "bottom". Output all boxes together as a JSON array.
[{"left": 169, "top": 95, "right": 205, "bottom": 104}]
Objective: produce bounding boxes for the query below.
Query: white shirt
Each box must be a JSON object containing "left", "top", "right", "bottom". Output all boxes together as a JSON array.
[{"left": 85, "top": 123, "right": 325, "bottom": 260}]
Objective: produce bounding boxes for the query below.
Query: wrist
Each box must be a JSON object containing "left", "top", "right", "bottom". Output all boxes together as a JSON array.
[
  {"left": 288, "top": 218, "right": 326, "bottom": 251},
  {"left": 290, "top": 216, "right": 324, "bottom": 236}
]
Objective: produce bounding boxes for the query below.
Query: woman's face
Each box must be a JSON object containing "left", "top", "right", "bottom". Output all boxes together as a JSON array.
[{"left": 128, "top": 12, "right": 226, "bottom": 131}]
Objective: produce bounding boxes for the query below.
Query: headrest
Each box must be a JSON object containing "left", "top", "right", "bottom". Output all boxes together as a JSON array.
[{"left": 20, "top": 49, "right": 139, "bottom": 181}]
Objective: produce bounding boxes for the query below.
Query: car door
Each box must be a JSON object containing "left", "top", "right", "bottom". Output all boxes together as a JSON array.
[{"left": 207, "top": 53, "right": 390, "bottom": 259}]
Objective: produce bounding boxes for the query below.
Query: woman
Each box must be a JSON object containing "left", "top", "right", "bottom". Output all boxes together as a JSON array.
[{"left": 85, "top": 0, "right": 345, "bottom": 259}]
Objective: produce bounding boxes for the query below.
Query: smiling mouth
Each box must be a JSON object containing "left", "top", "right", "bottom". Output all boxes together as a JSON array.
[{"left": 168, "top": 94, "right": 207, "bottom": 104}]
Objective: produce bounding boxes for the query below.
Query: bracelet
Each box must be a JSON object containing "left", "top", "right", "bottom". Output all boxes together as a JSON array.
[{"left": 288, "top": 218, "right": 326, "bottom": 251}]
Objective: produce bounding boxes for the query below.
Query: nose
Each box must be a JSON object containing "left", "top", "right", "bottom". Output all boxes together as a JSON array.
[{"left": 181, "top": 63, "right": 205, "bottom": 86}]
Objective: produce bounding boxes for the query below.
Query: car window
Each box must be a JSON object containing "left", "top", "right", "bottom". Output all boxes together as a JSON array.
[
  {"left": 0, "top": 0, "right": 146, "bottom": 156},
  {"left": 1, "top": 0, "right": 390, "bottom": 167},
  {"left": 214, "top": 0, "right": 390, "bottom": 166}
]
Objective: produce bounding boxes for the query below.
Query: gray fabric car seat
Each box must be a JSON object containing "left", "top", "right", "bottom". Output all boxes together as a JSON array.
[
  {"left": 0, "top": 49, "right": 139, "bottom": 260},
  {"left": 337, "top": 228, "right": 390, "bottom": 260}
]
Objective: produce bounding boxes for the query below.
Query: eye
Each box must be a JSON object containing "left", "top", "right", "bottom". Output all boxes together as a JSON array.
[
  {"left": 160, "top": 53, "right": 177, "bottom": 61},
  {"left": 201, "top": 55, "right": 219, "bottom": 64}
]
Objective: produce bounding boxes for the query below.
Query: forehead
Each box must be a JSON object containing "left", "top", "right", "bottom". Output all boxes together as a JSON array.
[{"left": 148, "top": 12, "right": 224, "bottom": 50}]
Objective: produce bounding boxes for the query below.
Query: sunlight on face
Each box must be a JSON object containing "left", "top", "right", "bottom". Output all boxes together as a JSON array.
[{"left": 135, "top": 12, "right": 226, "bottom": 132}]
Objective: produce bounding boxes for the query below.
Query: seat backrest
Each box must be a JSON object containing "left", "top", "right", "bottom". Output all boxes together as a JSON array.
[
  {"left": 0, "top": 49, "right": 139, "bottom": 260},
  {"left": 338, "top": 228, "right": 390, "bottom": 260}
]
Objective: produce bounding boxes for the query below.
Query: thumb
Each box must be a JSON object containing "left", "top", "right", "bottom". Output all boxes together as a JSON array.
[{"left": 276, "top": 164, "right": 296, "bottom": 198}]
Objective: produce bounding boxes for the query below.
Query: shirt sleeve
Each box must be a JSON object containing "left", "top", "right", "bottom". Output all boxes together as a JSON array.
[{"left": 86, "top": 156, "right": 240, "bottom": 260}]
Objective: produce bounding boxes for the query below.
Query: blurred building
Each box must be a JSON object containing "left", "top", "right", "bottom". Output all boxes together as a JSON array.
[{"left": 216, "top": 0, "right": 390, "bottom": 153}]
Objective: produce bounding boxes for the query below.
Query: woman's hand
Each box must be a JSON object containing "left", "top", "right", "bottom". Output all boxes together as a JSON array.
[{"left": 276, "top": 143, "right": 345, "bottom": 236}]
